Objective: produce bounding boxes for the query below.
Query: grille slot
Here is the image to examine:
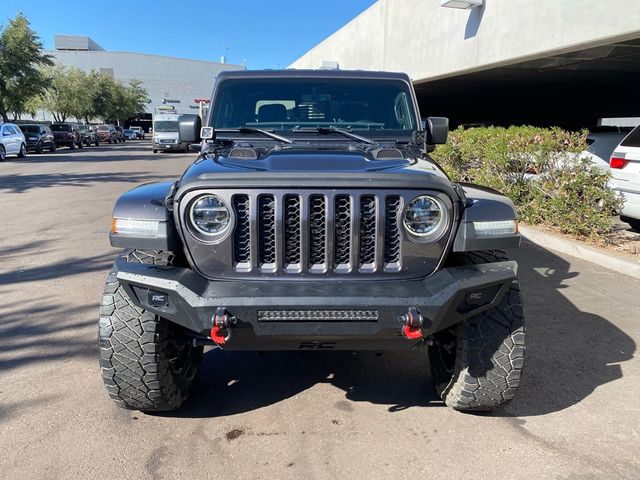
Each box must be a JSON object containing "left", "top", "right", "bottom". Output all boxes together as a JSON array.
[
  {"left": 233, "top": 195, "right": 251, "bottom": 268},
  {"left": 309, "top": 195, "right": 327, "bottom": 268},
  {"left": 384, "top": 196, "right": 402, "bottom": 268},
  {"left": 284, "top": 195, "right": 302, "bottom": 269},
  {"left": 334, "top": 195, "right": 352, "bottom": 269},
  {"left": 258, "top": 195, "right": 276, "bottom": 269},
  {"left": 359, "top": 196, "right": 377, "bottom": 269}
]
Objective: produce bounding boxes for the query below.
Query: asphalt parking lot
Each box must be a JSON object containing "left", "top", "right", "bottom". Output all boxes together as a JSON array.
[{"left": 0, "top": 142, "right": 639, "bottom": 479}]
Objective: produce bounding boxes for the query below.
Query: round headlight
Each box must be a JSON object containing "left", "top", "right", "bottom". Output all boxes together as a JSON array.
[
  {"left": 189, "top": 195, "right": 231, "bottom": 237},
  {"left": 403, "top": 195, "right": 445, "bottom": 238}
]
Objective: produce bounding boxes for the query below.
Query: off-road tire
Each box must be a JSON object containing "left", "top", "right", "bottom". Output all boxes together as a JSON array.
[
  {"left": 621, "top": 216, "right": 640, "bottom": 233},
  {"left": 428, "top": 250, "right": 525, "bottom": 411},
  {"left": 98, "top": 250, "right": 202, "bottom": 411}
]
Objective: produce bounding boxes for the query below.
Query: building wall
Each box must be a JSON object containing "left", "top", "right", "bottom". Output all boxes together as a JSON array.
[
  {"left": 290, "top": 0, "right": 640, "bottom": 83},
  {"left": 47, "top": 50, "right": 244, "bottom": 116}
]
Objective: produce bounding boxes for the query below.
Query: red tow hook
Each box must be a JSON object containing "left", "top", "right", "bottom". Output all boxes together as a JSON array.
[
  {"left": 210, "top": 307, "right": 235, "bottom": 346},
  {"left": 399, "top": 307, "right": 425, "bottom": 340}
]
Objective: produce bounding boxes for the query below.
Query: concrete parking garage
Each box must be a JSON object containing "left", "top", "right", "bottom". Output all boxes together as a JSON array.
[{"left": 291, "top": 0, "right": 640, "bottom": 128}]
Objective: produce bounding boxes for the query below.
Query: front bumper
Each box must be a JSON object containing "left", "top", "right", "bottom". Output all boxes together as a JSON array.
[
  {"left": 154, "top": 142, "right": 182, "bottom": 150},
  {"left": 114, "top": 256, "right": 518, "bottom": 351}
]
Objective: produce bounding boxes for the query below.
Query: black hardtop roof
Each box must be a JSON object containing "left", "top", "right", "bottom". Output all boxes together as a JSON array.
[{"left": 215, "top": 69, "right": 412, "bottom": 82}]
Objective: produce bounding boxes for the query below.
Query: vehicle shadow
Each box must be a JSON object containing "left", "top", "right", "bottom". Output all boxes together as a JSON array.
[
  {"left": 497, "top": 240, "right": 636, "bottom": 417},
  {"left": 170, "top": 242, "right": 635, "bottom": 419},
  {"left": 0, "top": 172, "right": 168, "bottom": 193}
]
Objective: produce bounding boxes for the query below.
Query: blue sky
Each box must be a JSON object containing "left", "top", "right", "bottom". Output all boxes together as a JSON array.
[{"left": 0, "top": 0, "right": 376, "bottom": 69}]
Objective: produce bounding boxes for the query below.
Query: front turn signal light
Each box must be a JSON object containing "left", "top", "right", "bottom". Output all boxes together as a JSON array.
[{"left": 111, "top": 218, "right": 160, "bottom": 237}]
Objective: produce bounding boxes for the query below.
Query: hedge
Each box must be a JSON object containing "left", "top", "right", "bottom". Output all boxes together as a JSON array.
[{"left": 430, "top": 126, "right": 622, "bottom": 239}]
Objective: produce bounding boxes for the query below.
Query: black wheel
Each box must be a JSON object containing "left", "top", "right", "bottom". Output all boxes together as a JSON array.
[
  {"left": 99, "top": 250, "right": 202, "bottom": 411},
  {"left": 428, "top": 250, "right": 525, "bottom": 411},
  {"left": 95, "top": 140, "right": 100, "bottom": 146},
  {"left": 153, "top": 149, "right": 158, "bottom": 153},
  {"left": 35, "top": 143, "right": 43, "bottom": 154},
  {"left": 50, "top": 142, "right": 57, "bottom": 152},
  {"left": 69, "top": 141, "right": 76, "bottom": 150},
  {"left": 78, "top": 140, "right": 84, "bottom": 149},
  {"left": 17, "top": 143, "right": 27, "bottom": 158},
  {"left": 0, "top": 145, "right": 5, "bottom": 161},
  {"left": 621, "top": 216, "right": 640, "bottom": 232}
]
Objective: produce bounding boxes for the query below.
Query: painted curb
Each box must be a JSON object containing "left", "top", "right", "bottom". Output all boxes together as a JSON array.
[{"left": 519, "top": 225, "right": 640, "bottom": 279}]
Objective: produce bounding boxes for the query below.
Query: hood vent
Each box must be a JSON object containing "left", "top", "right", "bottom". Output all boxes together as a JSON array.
[
  {"left": 228, "top": 147, "right": 259, "bottom": 160},
  {"left": 370, "top": 148, "right": 404, "bottom": 160}
]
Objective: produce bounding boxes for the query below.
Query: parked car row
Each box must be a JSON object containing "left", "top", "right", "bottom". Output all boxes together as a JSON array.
[{"left": 0, "top": 122, "right": 149, "bottom": 160}]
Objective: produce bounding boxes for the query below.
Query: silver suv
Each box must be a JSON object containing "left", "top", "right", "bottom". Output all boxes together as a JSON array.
[{"left": 0, "top": 123, "right": 27, "bottom": 161}]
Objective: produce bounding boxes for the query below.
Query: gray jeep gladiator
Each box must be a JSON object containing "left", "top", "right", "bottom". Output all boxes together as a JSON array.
[{"left": 99, "top": 70, "right": 525, "bottom": 412}]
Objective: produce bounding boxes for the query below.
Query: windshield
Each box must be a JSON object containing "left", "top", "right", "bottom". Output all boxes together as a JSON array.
[
  {"left": 154, "top": 121, "right": 179, "bottom": 132},
  {"left": 77, "top": 125, "right": 89, "bottom": 131},
  {"left": 50, "top": 124, "right": 71, "bottom": 132},
  {"left": 211, "top": 78, "right": 417, "bottom": 137},
  {"left": 97, "top": 126, "right": 109, "bottom": 131},
  {"left": 19, "top": 125, "right": 40, "bottom": 134}
]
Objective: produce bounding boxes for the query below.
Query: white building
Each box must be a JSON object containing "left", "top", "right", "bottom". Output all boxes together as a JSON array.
[{"left": 43, "top": 35, "right": 244, "bottom": 124}]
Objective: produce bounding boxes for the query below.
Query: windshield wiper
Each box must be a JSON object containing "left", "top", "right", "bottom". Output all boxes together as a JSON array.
[
  {"left": 296, "top": 126, "right": 376, "bottom": 145},
  {"left": 215, "top": 127, "right": 293, "bottom": 144}
]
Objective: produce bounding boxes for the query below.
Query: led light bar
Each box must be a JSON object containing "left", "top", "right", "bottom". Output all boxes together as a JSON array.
[
  {"left": 111, "top": 218, "right": 160, "bottom": 237},
  {"left": 258, "top": 310, "right": 379, "bottom": 322},
  {"left": 473, "top": 220, "right": 518, "bottom": 237}
]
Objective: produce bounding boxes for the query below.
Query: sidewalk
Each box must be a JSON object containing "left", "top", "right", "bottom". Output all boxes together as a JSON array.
[{"left": 519, "top": 225, "right": 640, "bottom": 279}]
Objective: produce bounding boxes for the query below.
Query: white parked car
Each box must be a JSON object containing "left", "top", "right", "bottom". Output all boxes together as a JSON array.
[
  {"left": 584, "top": 131, "right": 629, "bottom": 170},
  {"left": 610, "top": 124, "right": 640, "bottom": 231},
  {"left": 0, "top": 122, "right": 27, "bottom": 161}
]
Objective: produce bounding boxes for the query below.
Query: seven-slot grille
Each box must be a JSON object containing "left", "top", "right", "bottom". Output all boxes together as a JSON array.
[{"left": 231, "top": 192, "right": 403, "bottom": 274}]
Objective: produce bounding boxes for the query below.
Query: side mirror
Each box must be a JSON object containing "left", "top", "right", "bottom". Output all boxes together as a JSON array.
[
  {"left": 178, "top": 114, "right": 202, "bottom": 143},
  {"left": 200, "top": 126, "right": 214, "bottom": 140},
  {"left": 425, "top": 117, "right": 449, "bottom": 145}
]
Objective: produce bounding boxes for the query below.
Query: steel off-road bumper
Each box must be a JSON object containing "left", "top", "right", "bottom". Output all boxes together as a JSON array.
[{"left": 114, "top": 257, "right": 518, "bottom": 351}]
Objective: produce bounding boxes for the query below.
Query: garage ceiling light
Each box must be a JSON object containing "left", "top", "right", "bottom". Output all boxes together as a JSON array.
[{"left": 441, "top": 0, "right": 483, "bottom": 9}]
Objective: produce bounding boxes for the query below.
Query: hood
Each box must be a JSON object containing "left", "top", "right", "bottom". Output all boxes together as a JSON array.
[{"left": 177, "top": 149, "right": 452, "bottom": 195}]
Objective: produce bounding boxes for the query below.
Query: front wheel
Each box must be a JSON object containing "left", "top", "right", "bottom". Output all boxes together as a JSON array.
[
  {"left": 50, "top": 142, "right": 57, "bottom": 152},
  {"left": 98, "top": 251, "right": 202, "bottom": 411},
  {"left": 428, "top": 251, "right": 525, "bottom": 411},
  {"left": 78, "top": 140, "right": 84, "bottom": 149},
  {"left": 0, "top": 145, "right": 5, "bottom": 161}
]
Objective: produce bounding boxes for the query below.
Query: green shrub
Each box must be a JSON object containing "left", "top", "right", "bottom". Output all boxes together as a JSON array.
[{"left": 431, "top": 126, "right": 622, "bottom": 239}]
